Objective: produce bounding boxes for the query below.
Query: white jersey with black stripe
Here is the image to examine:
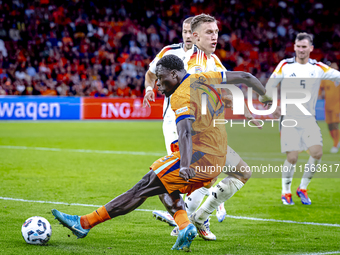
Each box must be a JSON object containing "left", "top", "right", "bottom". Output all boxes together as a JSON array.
[{"left": 266, "top": 57, "right": 340, "bottom": 118}]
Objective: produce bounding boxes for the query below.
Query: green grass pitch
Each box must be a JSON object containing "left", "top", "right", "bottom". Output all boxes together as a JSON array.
[{"left": 0, "top": 121, "right": 339, "bottom": 254}]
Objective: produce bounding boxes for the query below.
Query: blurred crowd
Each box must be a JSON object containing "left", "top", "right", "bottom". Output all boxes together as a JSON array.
[{"left": 0, "top": 0, "right": 339, "bottom": 97}]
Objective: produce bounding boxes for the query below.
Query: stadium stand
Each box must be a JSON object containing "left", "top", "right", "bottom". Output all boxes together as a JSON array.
[{"left": 0, "top": 0, "right": 339, "bottom": 97}]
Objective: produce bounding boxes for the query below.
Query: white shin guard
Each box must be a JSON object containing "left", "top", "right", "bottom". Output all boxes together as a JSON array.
[
  {"left": 185, "top": 187, "right": 210, "bottom": 215},
  {"left": 195, "top": 177, "right": 244, "bottom": 223},
  {"left": 282, "top": 159, "right": 296, "bottom": 194},
  {"left": 300, "top": 156, "right": 321, "bottom": 190}
]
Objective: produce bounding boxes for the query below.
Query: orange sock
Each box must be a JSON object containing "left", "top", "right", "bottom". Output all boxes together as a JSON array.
[
  {"left": 80, "top": 206, "right": 111, "bottom": 229},
  {"left": 173, "top": 210, "right": 190, "bottom": 230},
  {"left": 333, "top": 129, "right": 339, "bottom": 147}
]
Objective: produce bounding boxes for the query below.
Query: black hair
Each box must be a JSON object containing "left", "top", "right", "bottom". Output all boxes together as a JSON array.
[{"left": 156, "top": 54, "right": 185, "bottom": 71}]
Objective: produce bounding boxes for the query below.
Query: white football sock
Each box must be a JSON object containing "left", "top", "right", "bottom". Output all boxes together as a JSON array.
[
  {"left": 185, "top": 187, "right": 209, "bottom": 215},
  {"left": 300, "top": 156, "right": 321, "bottom": 190},
  {"left": 194, "top": 177, "right": 244, "bottom": 223},
  {"left": 282, "top": 160, "right": 296, "bottom": 194}
]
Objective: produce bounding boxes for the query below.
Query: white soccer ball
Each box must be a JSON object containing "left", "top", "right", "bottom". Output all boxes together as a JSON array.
[{"left": 21, "top": 216, "right": 52, "bottom": 245}]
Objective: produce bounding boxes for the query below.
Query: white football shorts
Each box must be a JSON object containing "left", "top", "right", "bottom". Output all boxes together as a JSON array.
[
  {"left": 225, "top": 145, "right": 241, "bottom": 167},
  {"left": 163, "top": 98, "right": 178, "bottom": 155},
  {"left": 280, "top": 116, "right": 323, "bottom": 153}
]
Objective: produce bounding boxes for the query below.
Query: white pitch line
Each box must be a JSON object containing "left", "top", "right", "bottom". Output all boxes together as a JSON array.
[
  {"left": 298, "top": 252, "right": 340, "bottom": 255},
  {"left": 0, "top": 145, "right": 164, "bottom": 157},
  {"left": 1, "top": 145, "right": 339, "bottom": 164},
  {"left": 0, "top": 197, "right": 154, "bottom": 212},
  {"left": 225, "top": 215, "right": 340, "bottom": 227},
  {"left": 241, "top": 156, "right": 340, "bottom": 164},
  {"left": 1, "top": 197, "right": 340, "bottom": 228}
]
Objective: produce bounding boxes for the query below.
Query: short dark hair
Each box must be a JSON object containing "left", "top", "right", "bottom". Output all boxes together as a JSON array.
[
  {"left": 295, "top": 32, "right": 313, "bottom": 45},
  {"left": 191, "top": 14, "right": 216, "bottom": 32},
  {"left": 156, "top": 54, "right": 185, "bottom": 71}
]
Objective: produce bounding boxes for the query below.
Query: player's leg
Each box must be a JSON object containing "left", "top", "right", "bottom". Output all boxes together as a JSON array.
[
  {"left": 280, "top": 122, "right": 301, "bottom": 205},
  {"left": 297, "top": 144, "right": 322, "bottom": 205},
  {"left": 329, "top": 122, "right": 339, "bottom": 153},
  {"left": 281, "top": 151, "right": 298, "bottom": 205},
  {"left": 152, "top": 155, "right": 201, "bottom": 250},
  {"left": 210, "top": 147, "right": 249, "bottom": 223},
  {"left": 52, "top": 170, "right": 167, "bottom": 238},
  {"left": 152, "top": 107, "right": 180, "bottom": 226},
  {"left": 159, "top": 191, "right": 197, "bottom": 250},
  {"left": 183, "top": 177, "right": 216, "bottom": 216},
  {"left": 296, "top": 119, "right": 323, "bottom": 205},
  {"left": 325, "top": 110, "right": 340, "bottom": 153},
  {"left": 158, "top": 191, "right": 198, "bottom": 251},
  {"left": 183, "top": 146, "right": 244, "bottom": 225},
  {"left": 158, "top": 191, "right": 185, "bottom": 216},
  {"left": 188, "top": 152, "right": 248, "bottom": 240},
  {"left": 170, "top": 178, "right": 216, "bottom": 237},
  {"left": 189, "top": 175, "right": 244, "bottom": 240}
]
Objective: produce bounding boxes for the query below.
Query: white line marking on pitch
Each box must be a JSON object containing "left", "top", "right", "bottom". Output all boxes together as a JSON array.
[
  {"left": 0, "top": 145, "right": 338, "bottom": 164},
  {"left": 0, "top": 145, "right": 164, "bottom": 157},
  {"left": 298, "top": 252, "right": 340, "bottom": 255},
  {"left": 1, "top": 196, "right": 340, "bottom": 228}
]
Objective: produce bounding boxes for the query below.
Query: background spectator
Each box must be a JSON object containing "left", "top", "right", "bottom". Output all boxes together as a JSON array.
[{"left": 0, "top": 0, "right": 339, "bottom": 97}]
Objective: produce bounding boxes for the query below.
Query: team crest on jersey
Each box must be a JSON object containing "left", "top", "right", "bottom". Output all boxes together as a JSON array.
[
  {"left": 190, "top": 76, "right": 207, "bottom": 90},
  {"left": 175, "top": 106, "right": 189, "bottom": 115},
  {"left": 309, "top": 70, "right": 316, "bottom": 77},
  {"left": 195, "top": 66, "right": 203, "bottom": 73}
]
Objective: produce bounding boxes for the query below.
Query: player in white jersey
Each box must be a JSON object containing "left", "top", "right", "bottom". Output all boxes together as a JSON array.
[
  {"left": 262, "top": 32, "right": 340, "bottom": 205},
  {"left": 144, "top": 17, "right": 195, "bottom": 155}
]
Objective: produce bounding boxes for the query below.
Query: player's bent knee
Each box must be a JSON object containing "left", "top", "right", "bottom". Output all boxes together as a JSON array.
[
  {"left": 241, "top": 167, "right": 252, "bottom": 181},
  {"left": 311, "top": 150, "right": 323, "bottom": 160},
  {"left": 160, "top": 191, "right": 185, "bottom": 215},
  {"left": 286, "top": 151, "right": 299, "bottom": 165},
  {"left": 287, "top": 156, "right": 298, "bottom": 165},
  {"left": 236, "top": 160, "right": 252, "bottom": 182}
]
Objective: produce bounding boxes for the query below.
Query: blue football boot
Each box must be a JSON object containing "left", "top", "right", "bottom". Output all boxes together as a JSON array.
[
  {"left": 171, "top": 223, "right": 197, "bottom": 251},
  {"left": 52, "top": 209, "right": 90, "bottom": 238}
]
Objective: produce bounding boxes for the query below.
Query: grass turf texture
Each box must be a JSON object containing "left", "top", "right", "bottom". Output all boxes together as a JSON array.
[{"left": 0, "top": 121, "right": 339, "bottom": 255}]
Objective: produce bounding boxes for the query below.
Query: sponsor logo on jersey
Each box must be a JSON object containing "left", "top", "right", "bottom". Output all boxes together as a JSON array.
[
  {"left": 290, "top": 73, "right": 296, "bottom": 77},
  {"left": 175, "top": 106, "right": 189, "bottom": 115}
]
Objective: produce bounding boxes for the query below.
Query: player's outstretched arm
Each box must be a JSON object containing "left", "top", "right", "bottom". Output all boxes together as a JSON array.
[
  {"left": 225, "top": 71, "right": 266, "bottom": 96},
  {"left": 244, "top": 103, "right": 263, "bottom": 129},
  {"left": 177, "top": 119, "right": 195, "bottom": 182},
  {"left": 143, "top": 70, "right": 157, "bottom": 107},
  {"left": 222, "top": 94, "right": 262, "bottom": 129}
]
